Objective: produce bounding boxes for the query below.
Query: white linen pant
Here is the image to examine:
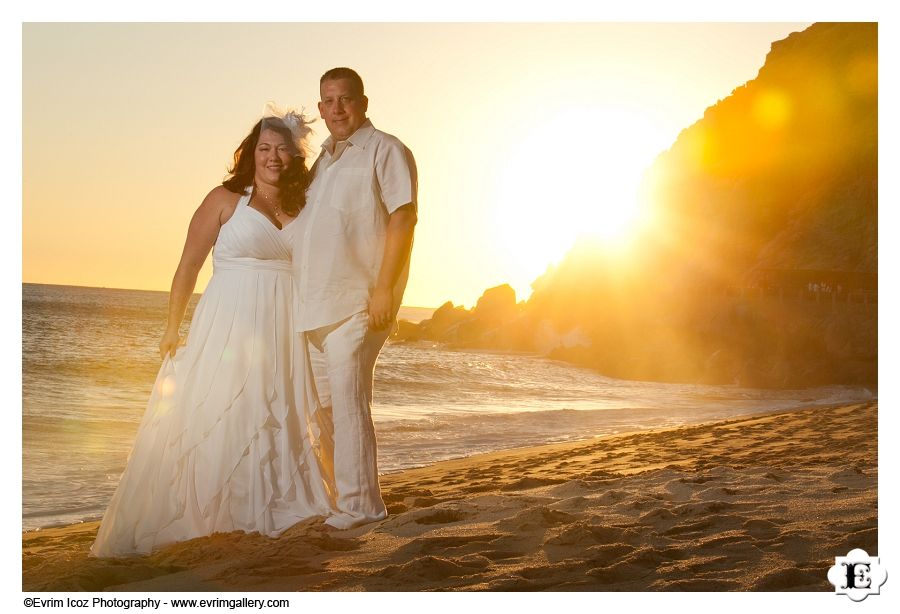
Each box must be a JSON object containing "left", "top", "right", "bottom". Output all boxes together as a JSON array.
[{"left": 305, "top": 311, "right": 390, "bottom": 529}]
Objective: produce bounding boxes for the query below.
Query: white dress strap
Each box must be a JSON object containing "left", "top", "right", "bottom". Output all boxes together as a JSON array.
[{"left": 238, "top": 186, "right": 253, "bottom": 207}]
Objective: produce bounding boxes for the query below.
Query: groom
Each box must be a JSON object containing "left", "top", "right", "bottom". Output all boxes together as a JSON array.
[{"left": 292, "top": 67, "right": 418, "bottom": 529}]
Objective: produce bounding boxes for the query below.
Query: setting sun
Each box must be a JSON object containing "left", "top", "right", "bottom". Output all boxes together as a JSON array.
[{"left": 490, "top": 106, "right": 671, "bottom": 298}]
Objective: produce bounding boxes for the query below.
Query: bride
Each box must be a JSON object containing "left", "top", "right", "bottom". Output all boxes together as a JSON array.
[{"left": 90, "top": 109, "right": 335, "bottom": 558}]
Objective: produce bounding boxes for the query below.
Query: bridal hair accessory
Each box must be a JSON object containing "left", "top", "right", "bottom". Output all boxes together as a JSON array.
[{"left": 261, "top": 102, "right": 314, "bottom": 159}]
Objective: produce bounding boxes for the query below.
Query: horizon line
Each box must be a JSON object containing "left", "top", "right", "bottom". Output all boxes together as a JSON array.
[{"left": 21, "top": 281, "right": 440, "bottom": 311}]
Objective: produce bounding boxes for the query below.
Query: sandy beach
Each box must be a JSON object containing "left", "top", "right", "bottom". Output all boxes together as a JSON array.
[{"left": 23, "top": 401, "right": 876, "bottom": 592}]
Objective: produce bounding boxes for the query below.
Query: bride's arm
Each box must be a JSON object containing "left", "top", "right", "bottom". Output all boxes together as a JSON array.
[{"left": 159, "top": 187, "right": 235, "bottom": 359}]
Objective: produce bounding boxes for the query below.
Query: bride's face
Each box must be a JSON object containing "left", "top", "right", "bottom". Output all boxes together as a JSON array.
[{"left": 254, "top": 129, "right": 293, "bottom": 187}]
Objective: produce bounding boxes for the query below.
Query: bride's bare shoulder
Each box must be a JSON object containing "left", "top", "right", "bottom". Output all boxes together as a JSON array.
[{"left": 200, "top": 185, "right": 244, "bottom": 225}]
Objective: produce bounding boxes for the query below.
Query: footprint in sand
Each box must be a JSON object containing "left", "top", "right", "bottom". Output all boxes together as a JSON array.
[
  {"left": 670, "top": 500, "right": 736, "bottom": 516},
  {"left": 543, "top": 520, "right": 639, "bottom": 548},
  {"left": 305, "top": 534, "right": 362, "bottom": 552},
  {"left": 661, "top": 514, "right": 744, "bottom": 538},
  {"left": 462, "top": 482, "right": 497, "bottom": 494},
  {"left": 683, "top": 553, "right": 731, "bottom": 573},
  {"left": 590, "top": 523, "right": 643, "bottom": 544},
  {"left": 543, "top": 522, "right": 597, "bottom": 547},
  {"left": 49, "top": 561, "right": 184, "bottom": 592},
  {"left": 396, "top": 533, "right": 502, "bottom": 557},
  {"left": 753, "top": 566, "right": 825, "bottom": 590},
  {"left": 660, "top": 476, "right": 697, "bottom": 500},
  {"left": 828, "top": 466, "right": 868, "bottom": 486},
  {"left": 585, "top": 560, "right": 653, "bottom": 585},
  {"left": 594, "top": 489, "right": 628, "bottom": 506},
  {"left": 741, "top": 519, "right": 782, "bottom": 540},
  {"left": 586, "top": 469, "right": 619, "bottom": 480},
  {"left": 375, "top": 554, "right": 491, "bottom": 581},
  {"left": 695, "top": 531, "right": 754, "bottom": 551},
  {"left": 381, "top": 492, "right": 406, "bottom": 504},
  {"left": 496, "top": 505, "right": 578, "bottom": 533},
  {"left": 387, "top": 503, "right": 408, "bottom": 514},
  {"left": 582, "top": 543, "right": 636, "bottom": 565},
  {"left": 545, "top": 481, "right": 594, "bottom": 499},
  {"left": 627, "top": 497, "right": 666, "bottom": 511},
  {"left": 409, "top": 495, "right": 445, "bottom": 507},
  {"left": 500, "top": 476, "right": 566, "bottom": 491},
  {"left": 413, "top": 509, "right": 469, "bottom": 525},
  {"left": 516, "top": 559, "right": 589, "bottom": 580},
  {"left": 678, "top": 475, "right": 716, "bottom": 485},
  {"left": 845, "top": 525, "right": 878, "bottom": 550},
  {"left": 639, "top": 507, "right": 676, "bottom": 523}
]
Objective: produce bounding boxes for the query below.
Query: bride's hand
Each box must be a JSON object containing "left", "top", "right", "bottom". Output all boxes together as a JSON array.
[{"left": 159, "top": 330, "right": 182, "bottom": 360}]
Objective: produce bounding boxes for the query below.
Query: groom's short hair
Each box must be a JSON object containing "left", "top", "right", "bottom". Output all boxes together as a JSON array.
[{"left": 320, "top": 67, "right": 365, "bottom": 97}]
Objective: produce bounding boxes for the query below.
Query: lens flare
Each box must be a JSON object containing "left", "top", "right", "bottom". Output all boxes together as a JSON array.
[{"left": 753, "top": 89, "right": 792, "bottom": 130}]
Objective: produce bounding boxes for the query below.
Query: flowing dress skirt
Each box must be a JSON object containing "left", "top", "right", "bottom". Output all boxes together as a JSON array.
[{"left": 91, "top": 262, "right": 335, "bottom": 558}]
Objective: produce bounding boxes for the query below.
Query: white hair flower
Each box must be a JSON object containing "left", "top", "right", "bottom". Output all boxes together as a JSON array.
[{"left": 262, "top": 102, "right": 314, "bottom": 158}]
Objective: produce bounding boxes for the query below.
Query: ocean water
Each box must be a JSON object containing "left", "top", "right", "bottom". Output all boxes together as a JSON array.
[{"left": 22, "top": 283, "right": 875, "bottom": 531}]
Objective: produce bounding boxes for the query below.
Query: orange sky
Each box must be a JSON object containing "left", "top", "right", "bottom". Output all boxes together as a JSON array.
[{"left": 23, "top": 22, "right": 811, "bottom": 308}]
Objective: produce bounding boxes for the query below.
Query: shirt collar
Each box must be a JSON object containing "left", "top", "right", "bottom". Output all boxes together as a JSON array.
[{"left": 322, "top": 118, "right": 376, "bottom": 155}]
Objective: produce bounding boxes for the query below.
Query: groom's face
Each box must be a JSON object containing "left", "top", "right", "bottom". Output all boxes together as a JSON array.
[{"left": 318, "top": 78, "right": 368, "bottom": 142}]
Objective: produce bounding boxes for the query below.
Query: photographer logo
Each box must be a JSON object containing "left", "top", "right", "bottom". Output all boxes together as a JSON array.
[{"left": 827, "top": 548, "right": 887, "bottom": 601}]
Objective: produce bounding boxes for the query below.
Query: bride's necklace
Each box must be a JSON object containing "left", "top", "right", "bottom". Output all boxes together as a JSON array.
[{"left": 252, "top": 185, "right": 283, "bottom": 218}]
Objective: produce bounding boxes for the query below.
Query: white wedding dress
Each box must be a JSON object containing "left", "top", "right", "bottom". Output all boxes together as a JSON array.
[{"left": 91, "top": 189, "right": 336, "bottom": 558}]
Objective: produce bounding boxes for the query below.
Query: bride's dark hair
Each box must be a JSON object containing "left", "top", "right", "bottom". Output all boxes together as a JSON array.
[{"left": 222, "top": 118, "right": 309, "bottom": 217}]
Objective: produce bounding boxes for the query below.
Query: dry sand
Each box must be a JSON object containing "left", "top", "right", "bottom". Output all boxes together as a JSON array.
[{"left": 23, "top": 401, "right": 877, "bottom": 591}]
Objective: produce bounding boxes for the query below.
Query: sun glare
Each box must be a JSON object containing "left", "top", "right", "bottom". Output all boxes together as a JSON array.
[{"left": 490, "top": 107, "right": 669, "bottom": 296}]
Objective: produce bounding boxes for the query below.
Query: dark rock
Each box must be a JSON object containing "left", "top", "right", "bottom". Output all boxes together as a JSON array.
[
  {"left": 418, "top": 301, "right": 470, "bottom": 341},
  {"left": 391, "top": 319, "right": 421, "bottom": 342}
]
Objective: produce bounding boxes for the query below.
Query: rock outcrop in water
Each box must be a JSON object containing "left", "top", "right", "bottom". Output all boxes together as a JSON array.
[
  {"left": 396, "top": 23, "right": 877, "bottom": 389},
  {"left": 395, "top": 285, "right": 525, "bottom": 348}
]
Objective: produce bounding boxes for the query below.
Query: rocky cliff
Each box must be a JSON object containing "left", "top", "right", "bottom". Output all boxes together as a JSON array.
[{"left": 398, "top": 23, "right": 877, "bottom": 389}]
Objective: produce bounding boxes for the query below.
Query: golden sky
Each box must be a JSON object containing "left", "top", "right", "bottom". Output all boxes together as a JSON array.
[{"left": 23, "top": 22, "right": 810, "bottom": 308}]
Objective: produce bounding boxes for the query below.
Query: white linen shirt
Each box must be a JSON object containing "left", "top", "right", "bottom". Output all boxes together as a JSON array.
[{"left": 291, "top": 119, "right": 417, "bottom": 332}]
